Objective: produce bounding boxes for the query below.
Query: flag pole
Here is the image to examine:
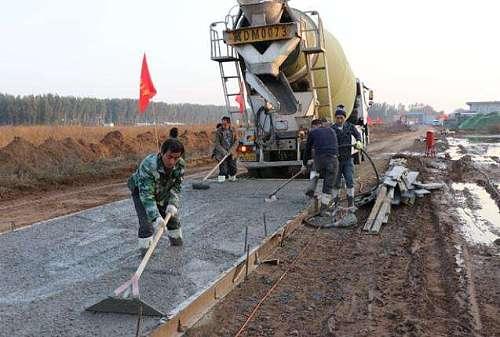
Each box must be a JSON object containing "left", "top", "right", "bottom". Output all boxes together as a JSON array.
[{"left": 152, "top": 101, "right": 160, "bottom": 152}]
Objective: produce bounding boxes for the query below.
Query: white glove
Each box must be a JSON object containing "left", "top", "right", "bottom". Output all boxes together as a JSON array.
[
  {"left": 153, "top": 217, "right": 166, "bottom": 231},
  {"left": 310, "top": 170, "right": 319, "bottom": 180},
  {"left": 300, "top": 165, "right": 307, "bottom": 173},
  {"left": 166, "top": 205, "right": 178, "bottom": 217}
]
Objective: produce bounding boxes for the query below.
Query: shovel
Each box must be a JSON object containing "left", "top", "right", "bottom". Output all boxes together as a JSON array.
[
  {"left": 192, "top": 152, "right": 232, "bottom": 190},
  {"left": 264, "top": 169, "right": 304, "bottom": 202},
  {"left": 86, "top": 213, "right": 173, "bottom": 316}
]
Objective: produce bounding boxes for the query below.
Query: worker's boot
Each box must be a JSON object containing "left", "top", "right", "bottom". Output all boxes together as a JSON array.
[
  {"left": 168, "top": 228, "right": 183, "bottom": 246},
  {"left": 319, "top": 193, "right": 333, "bottom": 217},
  {"left": 228, "top": 175, "right": 237, "bottom": 182},
  {"left": 217, "top": 175, "right": 226, "bottom": 183},
  {"left": 332, "top": 189, "right": 340, "bottom": 208},
  {"left": 347, "top": 188, "right": 356, "bottom": 211},
  {"left": 305, "top": 176, "right": 319, "bottom": 198},
  {"left": 138, "top": 236, "right": 153, "bottom": 256}
]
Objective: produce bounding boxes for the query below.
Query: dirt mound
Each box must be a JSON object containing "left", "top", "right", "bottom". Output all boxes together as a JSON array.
[
  {"left": 449, "top": 155, "right": 473, "bottom": 181},
  {"left": 137, "top": 131, "right": 155, "bottom": 143},
  {"left": 0, "top": 126, "right": 215, "bottom": 200},
  {"left": 0, "top": 137, "right": 54, "bottom": 174},
  {"left": 100, "top": 130, "right": 136, "bottom": 157},
  {"left": 62, "top": 137, "right": 97, "bottom": 162}
]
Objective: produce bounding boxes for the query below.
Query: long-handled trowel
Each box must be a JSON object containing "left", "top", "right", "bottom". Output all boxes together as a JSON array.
[
  {"left": 265, "top": 169, "right": 304, "bottom": 202},
  {"left": 192, "top": 152, "right": 231, "bottom": 190},
  {"left": 86, "top": 213, "right": 173, "bottom": 316}
]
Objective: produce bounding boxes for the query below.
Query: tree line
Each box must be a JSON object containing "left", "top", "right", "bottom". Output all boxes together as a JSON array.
[
  {"left": 369, "top": 102, "right": 441, "bottom": 122},
  {"left": 0, "top": 93, "right": 227, "bottom": 125}
]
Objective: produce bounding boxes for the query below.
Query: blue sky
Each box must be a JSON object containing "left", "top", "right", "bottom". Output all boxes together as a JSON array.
[{"left": 0, "top": 0, "right": 499, "bottom": 112}]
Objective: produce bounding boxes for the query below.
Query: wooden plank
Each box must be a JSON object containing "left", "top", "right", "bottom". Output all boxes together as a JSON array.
[
  {"left": 404, "top": 171, "right": 419, "bottom": 188},
  {"left": 370, "top": 187, "right": 394, "bottom": 233},
  {"left": 363, "top": 185, "right": 388, "bottom": 232},
  {"left": 397, "top": 180, "right": 408, "bottom": 194},
  {"left": 369, "top": 198, "right": 391, "bottom": 234},
  {"left": 414, "top": 189, "right": 431, "bottom": 197},
  {"left": 413, "top": 182, "right": 444, "bottom": 190},
  {"left": 363, "top": 186, "right": 388, "bottom": 231},
  {"left": 392, "top": 189, "right": 401, "bottom": 206},
  {"left": 383, "top": 177, "right": 398, "bottom": 187},
  {"left": 387, "top": 166, "right": 406, "bottom": 180}
]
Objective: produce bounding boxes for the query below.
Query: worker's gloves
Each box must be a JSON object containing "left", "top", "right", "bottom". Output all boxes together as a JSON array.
[
  {"left": 310, "top": 170, "right": 319, "bottom": 180},
  {"left": 354, "top": 140, "right": 364, "bottom": 150},
  {"left": 153, "top": 217, "right": 166, "bottom": 231},
  {"left": 166, "top": 205, "right": 178, "bottom": 217},
  {"left": 300, "top": 165, "right": 307, "bottom": 173}
]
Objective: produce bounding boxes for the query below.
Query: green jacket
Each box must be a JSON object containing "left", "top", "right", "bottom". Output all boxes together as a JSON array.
[{"left": 128, "top": 154, "right": 185, "bottom": 222}]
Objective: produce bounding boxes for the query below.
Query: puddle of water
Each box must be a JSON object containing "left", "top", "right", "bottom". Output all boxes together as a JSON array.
[
  {"left": 446, "top": 137, "right": 500, "bottom": 163},
  {"left": 452, "top": 183, "right": 500, "bottom": 246}
]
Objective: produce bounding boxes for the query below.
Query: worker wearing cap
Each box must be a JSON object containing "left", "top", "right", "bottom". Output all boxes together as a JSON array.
[
  {"left": 302, "top": 118, "right": 339, "bottom": 214},
  {"left": 331, "top": 105, "right": 363, "bottom": 208},
  {"left": 214, "top": 116, "right": 238, "bottom": 183},
  {"left": 128, "top": 138, "right": 185, "bottom": 254}
]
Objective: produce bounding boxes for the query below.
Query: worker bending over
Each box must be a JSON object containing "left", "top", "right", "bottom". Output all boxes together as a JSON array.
[
  {"left": 214, "top": 116, "right": 238, "bottom": 183},
  {"left": 302, "top": 118, "right": 339, "bottom": 213},
  {"left": 128, "top": 139, "right": 185, "bottom": 254},
  {"left": 331, "top": 105, "right": 363, "bottom": 208}
]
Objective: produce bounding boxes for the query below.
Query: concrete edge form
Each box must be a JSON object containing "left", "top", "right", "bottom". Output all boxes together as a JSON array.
[{"left": 147, "top": 202, "right": 318, "bottom": 336}]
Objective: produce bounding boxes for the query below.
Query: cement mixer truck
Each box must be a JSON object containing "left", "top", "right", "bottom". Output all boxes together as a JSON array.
[{"left": 210, "top": 0, "right": 373, "bottom": 176}]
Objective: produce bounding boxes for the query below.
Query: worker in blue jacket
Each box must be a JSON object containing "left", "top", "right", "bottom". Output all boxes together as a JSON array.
[
  {"left": 331, "top": 105, "right": 363, "bottom": 208},
  {"left": 302, "top": 118, "right": 339, "bottom": 213}
]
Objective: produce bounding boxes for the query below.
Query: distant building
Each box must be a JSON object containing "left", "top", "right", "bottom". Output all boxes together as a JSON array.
[
  {"left": 404, "top": 104, "right": 440, "bottom": 125},
  {"left": 466, "top": 101, "right": 500, "bottom": 114}
]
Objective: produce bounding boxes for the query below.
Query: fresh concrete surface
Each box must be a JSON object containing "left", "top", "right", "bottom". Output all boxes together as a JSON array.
[{"left": 0, "top": 178, "right": 308, "bottom": 337}]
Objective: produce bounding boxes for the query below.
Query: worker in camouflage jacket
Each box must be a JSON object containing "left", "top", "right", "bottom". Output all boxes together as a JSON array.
[
  {"left": 331, "top": 105, "right": 363, "bottom": 208},
  {"left": 128, "top": 138, "right": 185, "bottom": 253},
  {"left": 213, "top": 116, "right": 238, "bottom": 183}
]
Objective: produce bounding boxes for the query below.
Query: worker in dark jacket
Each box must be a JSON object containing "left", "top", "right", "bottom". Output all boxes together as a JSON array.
[
  {"left": 128, "top": 139, "right": 185, "bottom": 254},
  {"left": 302, "top": 118, "right": 339, "bottom": 213},
  {"left": 213, "top": 116, "right": 238, "bottom": 183},
  {"left": 331, "top": 105, "right": 363, "bottom": 208}
]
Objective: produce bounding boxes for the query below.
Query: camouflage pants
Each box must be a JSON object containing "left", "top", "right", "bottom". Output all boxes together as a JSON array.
[{"left": 131, "top": 188, "right": 181, "bottom": 239}]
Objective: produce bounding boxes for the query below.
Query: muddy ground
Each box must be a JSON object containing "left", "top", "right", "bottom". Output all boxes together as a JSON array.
[{"left": 186, "top": 133, "right": 499, "bottom": 337}]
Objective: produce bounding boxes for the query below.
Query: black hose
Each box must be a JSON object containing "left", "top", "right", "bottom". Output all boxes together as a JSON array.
[{"left": 336, "top": 144, "right": 381, "bottom": 199}]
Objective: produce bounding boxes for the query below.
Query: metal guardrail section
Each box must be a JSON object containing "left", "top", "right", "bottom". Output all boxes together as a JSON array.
[{"left": 147, "top": 203, "right": 317, "bottom": 336}]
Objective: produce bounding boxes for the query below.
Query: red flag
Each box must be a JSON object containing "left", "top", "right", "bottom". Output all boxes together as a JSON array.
[
  {"left": 367, "top": 116, "right": 373, "bottom": 126},
  {"left": 138, "top": 53, "right": 157, "bottom": 113},
  {"left": 235, "top": 90, "right": 245, "bottom": 113}
]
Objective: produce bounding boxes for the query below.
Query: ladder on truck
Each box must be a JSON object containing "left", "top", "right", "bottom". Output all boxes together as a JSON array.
[
  {"left": 300, "top": 12, "right": 334, "bottom": 121},
  {"left": 210, "top": 18, "right": 245, "bottom": 117}
]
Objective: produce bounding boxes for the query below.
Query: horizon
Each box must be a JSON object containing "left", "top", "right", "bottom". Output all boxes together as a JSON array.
[{"left": 0, "top": 0, "right": 499, "bottom": 113}]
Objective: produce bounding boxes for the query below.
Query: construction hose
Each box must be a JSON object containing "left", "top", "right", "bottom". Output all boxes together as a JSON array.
[
  {"left": 333, "top": 144, "right": 381, "bottom": 200},
  {"left": 304, "top": 145, "right": 381, "bottom": 228}
]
